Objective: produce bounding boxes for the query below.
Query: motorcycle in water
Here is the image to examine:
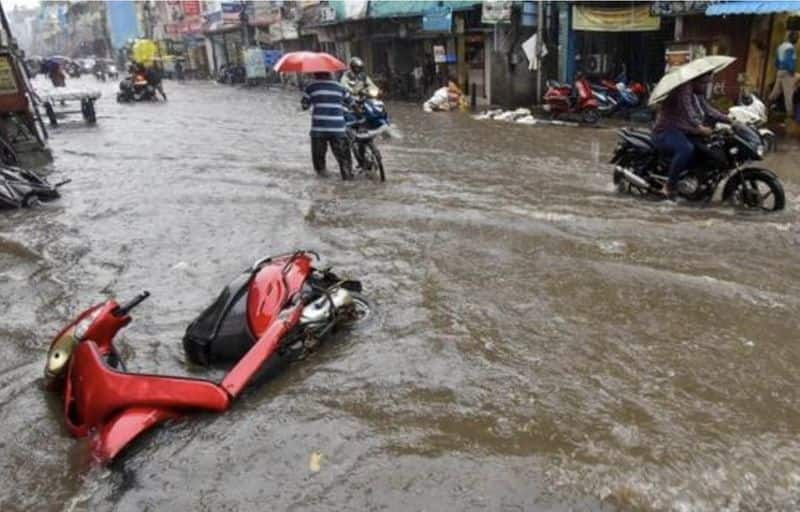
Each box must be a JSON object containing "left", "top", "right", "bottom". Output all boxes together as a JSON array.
[
  {"left": 116, "top": 73, "right": 157, "bottom": 103},
  {"left": 729, "top": 94, "right": 776, "bottom": 152},
  {"left": 0, "top": 165, "right": 68, "bottom": 208},
  {"left": 611, "top": 122, "right": 785, "bottom": 211},
  {"left": 345, "top": 89, "right": 396, "bottom": 182},
  {"left": 543, "top": 76, "right": 600, "bottom": 124},
  {"left": 43, "top": 251, "right": 369, "bottom": 463}
]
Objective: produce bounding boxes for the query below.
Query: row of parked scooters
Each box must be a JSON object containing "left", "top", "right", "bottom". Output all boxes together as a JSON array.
[{"left": 543, "top": 73, "right": 649, "bottom": 124}]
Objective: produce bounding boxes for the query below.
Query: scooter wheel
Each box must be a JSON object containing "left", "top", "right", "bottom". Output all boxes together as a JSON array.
[
  {"left": 582, "top": 109, "right": 599, "bottom": 124},
  {"left": 338, "top": 292, "right": 372, "bottom": 326}
]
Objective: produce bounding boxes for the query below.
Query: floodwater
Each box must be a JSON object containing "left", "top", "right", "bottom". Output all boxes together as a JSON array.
[{"left": 2, "top": 76, "right": 800, "bottom": 511}]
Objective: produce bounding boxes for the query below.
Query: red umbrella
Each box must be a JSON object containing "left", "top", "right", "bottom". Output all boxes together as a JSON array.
[{"left": 273, "top": 51, "right": 347, "bottom": 74}]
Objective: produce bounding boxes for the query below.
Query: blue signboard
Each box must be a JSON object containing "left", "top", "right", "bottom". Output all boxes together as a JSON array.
[
  {"left": 263, "top": 50, "right": 283, "bottom": 68},
  {"left": 422, "top": 5, "right": 452, "bottom": 32},
  {"left": 221, "top": 2, "right": 244, "bottom": 14},
  {"left": 107, "top": 1, "right": 141, "bottom": 49}
]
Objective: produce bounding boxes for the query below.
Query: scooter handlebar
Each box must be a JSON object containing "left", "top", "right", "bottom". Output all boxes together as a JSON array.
[{"left": 112, "top": 291, "right": 150, "bottom": 317}]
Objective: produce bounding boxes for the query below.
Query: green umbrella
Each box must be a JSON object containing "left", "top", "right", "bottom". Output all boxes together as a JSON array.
[{"left": 648, "top": 56, "right": 736, "bottom": 106}]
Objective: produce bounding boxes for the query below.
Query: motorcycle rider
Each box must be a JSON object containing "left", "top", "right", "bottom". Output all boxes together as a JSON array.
[
  {"left": 340, "top": 57, "right": 378, "bottom": 97},
  {"left": 652, "top": 73, "right": 727, "bottom": 198}
]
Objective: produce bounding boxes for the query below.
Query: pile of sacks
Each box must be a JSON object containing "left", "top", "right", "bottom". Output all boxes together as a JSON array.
[{"left": 473, "top": 107, "right": 538, "bottom": 125}]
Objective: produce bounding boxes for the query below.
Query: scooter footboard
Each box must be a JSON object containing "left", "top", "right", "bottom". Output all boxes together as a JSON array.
[
  {"left": 66, "top": 341, "right": 230, "bottom": 437},
  {"left": 90, "top": 407, "right": 179, "bottom": 463}
]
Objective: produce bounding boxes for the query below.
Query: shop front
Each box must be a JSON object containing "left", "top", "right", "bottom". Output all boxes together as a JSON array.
[
  {"left": 705, "top": 1, "right": 800, "bottom": 101},
  {"left": 570, "top": 3, "right": 673, "bottom": 85}
]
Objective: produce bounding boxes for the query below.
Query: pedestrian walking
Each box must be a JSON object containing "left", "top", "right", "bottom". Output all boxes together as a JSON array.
[
  {"left": 769, "top": 30, "right": 798, "bottom": 122},
  {"left": 301, "top": 71, "right": 354, "bottom": 180}
]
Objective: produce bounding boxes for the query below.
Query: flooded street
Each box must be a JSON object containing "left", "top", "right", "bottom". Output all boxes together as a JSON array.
[{"left": 2, "top": 76, "right": 800, "bottom": 511}]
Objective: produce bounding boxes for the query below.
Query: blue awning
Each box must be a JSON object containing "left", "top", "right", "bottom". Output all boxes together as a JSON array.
[
  {"left": 369, "top": 1, "right": 480, "bottom": 20},
  {"left": 706, "top": 1, "right": 800, "bottom": 16}
]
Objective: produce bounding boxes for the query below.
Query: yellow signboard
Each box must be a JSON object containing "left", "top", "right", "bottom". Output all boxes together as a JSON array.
[
  {"left": 0, "top": 56, "right": 19, "bottom": 95},
  {"left": 573, "top": 4, "right": 661, "bottom": 32}
]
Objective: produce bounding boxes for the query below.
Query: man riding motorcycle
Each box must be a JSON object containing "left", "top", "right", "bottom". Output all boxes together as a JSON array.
[
  {"left": 653, "top": 72, "right": 729, "bottom": 198},
  {"left": 340, "top": 57, "right": 380, "bottom": 171},
  {"left": 340, "top": 57, "right": 378, "bottom": 97}
]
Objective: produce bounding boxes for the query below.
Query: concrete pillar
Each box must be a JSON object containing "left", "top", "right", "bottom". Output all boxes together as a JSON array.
[
  {"left": 557, "top": 2, "right": 575, "bottom": 83},
  {"left": 456, "top": 13, "right": 467, "bottom": 90}
]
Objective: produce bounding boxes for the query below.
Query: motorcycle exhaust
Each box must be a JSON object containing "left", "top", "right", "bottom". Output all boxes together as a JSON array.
[
  {"left": 617, "top": 166, "right": 650, "bottom": 189},
  {"left": 300, "top": 287, "right": 354, "bottom": 325}
]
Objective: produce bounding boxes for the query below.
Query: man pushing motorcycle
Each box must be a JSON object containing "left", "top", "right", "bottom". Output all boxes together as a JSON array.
[{"left": 302, "top": 71, "right": 354, "bottom": 180}]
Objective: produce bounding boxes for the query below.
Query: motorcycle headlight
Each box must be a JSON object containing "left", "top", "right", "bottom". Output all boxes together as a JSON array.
[{"left": 756, "top": 145, "right": 765, "bottom": 157}]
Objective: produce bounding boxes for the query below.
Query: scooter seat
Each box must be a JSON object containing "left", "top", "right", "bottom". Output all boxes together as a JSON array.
[
  {"left": 547, "top": 80, "right": 571, "bottom": 89},
  {"left": 66, "top": 340, "right": 230, "bottom": 437}
]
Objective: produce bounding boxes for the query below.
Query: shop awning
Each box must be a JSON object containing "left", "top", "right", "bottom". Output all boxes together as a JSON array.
[
  {"left": 368, "top": 1, "right": 480, "bottom": 19},
  {"left": 706, "top": 1, "right": 800, "bottom": 15}
]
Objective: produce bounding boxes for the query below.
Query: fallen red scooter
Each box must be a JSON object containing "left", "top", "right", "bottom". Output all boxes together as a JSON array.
[
  {"left": 44, "top": 251, "right": 368, "bottom": 463},
  {"left": 543, "top": 75, "right": 600, "bottom": 124}
]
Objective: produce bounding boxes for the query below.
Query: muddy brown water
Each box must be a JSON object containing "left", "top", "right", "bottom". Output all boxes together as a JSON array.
[{"left": 1, "top": 76, "right": 800, "bottom": 511}]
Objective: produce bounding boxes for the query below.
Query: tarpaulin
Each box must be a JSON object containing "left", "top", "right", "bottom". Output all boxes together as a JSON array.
[
  {"left": 572, "top": 4, "right": 661, "bottom": 32},
  {"left": 132, "top": 39, "right": 159, "bottom": 67}
]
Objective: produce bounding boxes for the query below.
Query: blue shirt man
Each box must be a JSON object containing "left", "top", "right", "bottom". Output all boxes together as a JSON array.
[
  {"left": 301, "top": 72, "right": 354, "bottom": 179},
  {"left": 769, "top": 31, "right": 798, "bottom": 119}
]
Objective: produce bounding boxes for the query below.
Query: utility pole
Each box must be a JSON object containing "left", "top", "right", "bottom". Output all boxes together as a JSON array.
[
  {"left": 239, "top": 1, "right": 249, "bottom": 47},
  {"left": 536, "top": 0, "right": 544, "bottom": 104}
]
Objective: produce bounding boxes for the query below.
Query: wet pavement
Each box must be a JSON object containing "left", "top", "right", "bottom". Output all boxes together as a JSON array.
[{"left": 2, "top": 76, "right": 800, "bottom": 511}]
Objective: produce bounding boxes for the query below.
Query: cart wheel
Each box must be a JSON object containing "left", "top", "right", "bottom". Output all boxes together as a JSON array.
[
  {"left": 0, "top": 135, "right": 18, "bottom": 165},
  {"left": 81, "top": 99, "right": 96, "bottom": 124},
  {"left": 45, "top": 102, "right": 57, "bottom": 126}
]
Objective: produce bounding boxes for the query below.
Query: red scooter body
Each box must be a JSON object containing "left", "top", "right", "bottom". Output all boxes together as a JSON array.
[
  {"left": 543, "top": 77, "right": 599, "bottom": 123},
  {"left": 45, "top": 252, "right": 325, "bottom": 463}
]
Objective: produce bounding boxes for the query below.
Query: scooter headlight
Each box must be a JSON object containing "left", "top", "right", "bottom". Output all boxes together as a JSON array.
[
  {"left": 756, "top": 145, "right": 765, "bottom": 157},
  {"left": 44, "top": 309, "right": 101, "bottom": 385},
  {"left": 45, "top": 328, "right": 77, "bottom": 382}
]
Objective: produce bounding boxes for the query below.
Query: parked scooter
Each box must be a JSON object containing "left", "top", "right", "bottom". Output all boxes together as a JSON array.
[
  {"left": 0, "top": 165, "right": 68, "bottom": 208},
  {"left": 543, "top": 75, "right": 600, "bottom": 124},
  {"left": 729, "top": 93, "right": 776, "bottom": 152},
  {"left": 216, "top": 64, "right": 246, "bottom": 85},
  {"left": 590, "top": 78, "right": 647, "bottom": 116},
  {"left": 43, "top": 251, "right": 369, "bottom": 463}
]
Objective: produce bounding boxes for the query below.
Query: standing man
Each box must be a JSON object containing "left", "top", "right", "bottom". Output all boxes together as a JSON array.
[
  {"left": 302, "top": 71, "right": 354, "bottom": 180},
  {"left": 769, "top": 30, "right": 798, "bottom": 121}
]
